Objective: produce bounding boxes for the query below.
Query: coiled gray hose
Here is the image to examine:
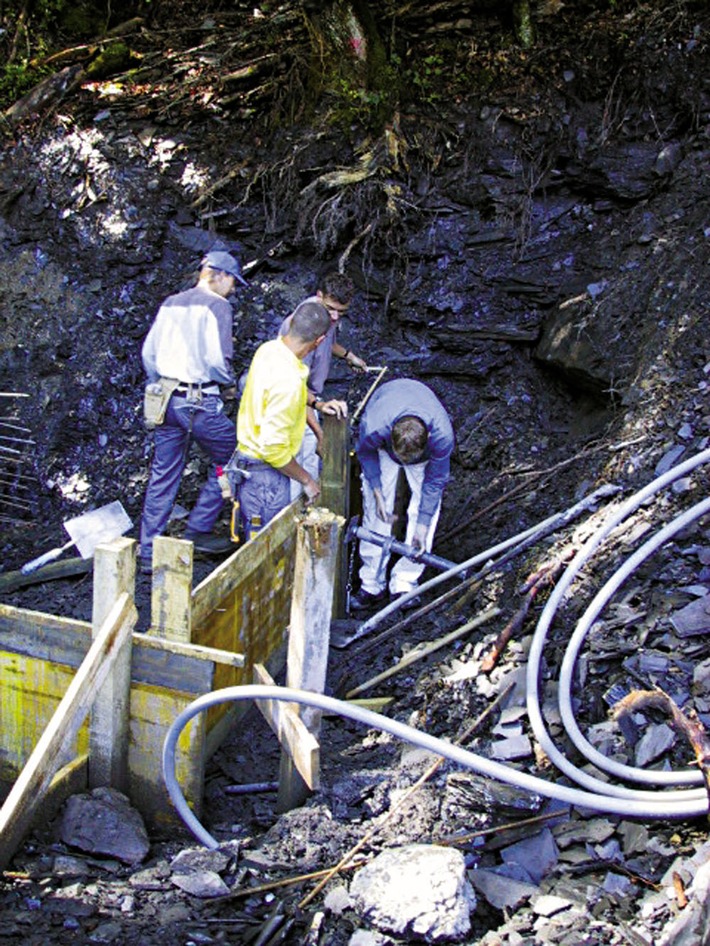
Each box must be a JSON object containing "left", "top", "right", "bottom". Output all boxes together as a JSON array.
[{"left": 163, "top": 447, "right": 710, "bottom": 847}]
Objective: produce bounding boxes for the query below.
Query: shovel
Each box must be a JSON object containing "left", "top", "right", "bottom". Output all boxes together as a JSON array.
[{"left": 21, "top": 501, "right": 133, "bottom": 575}]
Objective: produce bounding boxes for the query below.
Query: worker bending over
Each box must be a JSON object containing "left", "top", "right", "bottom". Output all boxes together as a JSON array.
[{"left": 351, "top": 378, "right": 454, "bottom": 612}]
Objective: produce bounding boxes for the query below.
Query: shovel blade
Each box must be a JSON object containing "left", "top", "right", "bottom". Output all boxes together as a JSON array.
[{"left": 64, "top": 500, "right": 133, "bottom": 559}]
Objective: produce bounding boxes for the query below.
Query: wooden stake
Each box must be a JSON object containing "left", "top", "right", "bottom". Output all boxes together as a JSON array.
[
  {"left": 151, "top": 535, "right": 194, "bottom": 642},
  {"left": 319, "top": 413, "right": 350, "bottom": 618},
  {"left": 277, "top": 508, "right": 343, "bottom": 812},
  {"left": 89, "top": 537, "right": 136, "bottom": 792}
]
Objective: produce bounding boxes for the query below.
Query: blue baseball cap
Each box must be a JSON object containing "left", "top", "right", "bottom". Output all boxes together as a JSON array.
[{"left": 201, "top": 250, "right": 248, "bottom": 286}]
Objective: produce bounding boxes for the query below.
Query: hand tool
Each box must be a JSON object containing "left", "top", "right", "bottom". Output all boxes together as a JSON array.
[
  {"left": 351, "top": 365, "right": 388, "bottom": 425},
  {"left": 344, "top": 516, "right": 466, "bottom": 576},
  {"left": 20, "top": 500, "right": 133, "bottom": 574}
]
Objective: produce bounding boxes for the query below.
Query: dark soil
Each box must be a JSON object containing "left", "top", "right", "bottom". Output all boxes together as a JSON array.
[{"left": 0, "top": 2, "right": 709, "bottom": 944}]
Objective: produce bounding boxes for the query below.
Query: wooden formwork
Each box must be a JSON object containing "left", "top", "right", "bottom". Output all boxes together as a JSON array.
[{"left": 0, "top": 416, "right": 349, "bottom": 866}]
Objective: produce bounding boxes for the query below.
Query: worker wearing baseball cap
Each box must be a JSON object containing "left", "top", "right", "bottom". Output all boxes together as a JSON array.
[{"left": 140, "top": 249, "right": 247, "bottom": 572}]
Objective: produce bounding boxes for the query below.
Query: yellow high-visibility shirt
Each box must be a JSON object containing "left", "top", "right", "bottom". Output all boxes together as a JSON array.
[{"left": 237, "top": 337, "right": 309, "bottom": 468}]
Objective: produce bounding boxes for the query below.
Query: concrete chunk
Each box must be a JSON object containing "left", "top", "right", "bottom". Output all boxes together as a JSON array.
[{"left": 349, "top": 844, "right": 475, "bottom": 941}]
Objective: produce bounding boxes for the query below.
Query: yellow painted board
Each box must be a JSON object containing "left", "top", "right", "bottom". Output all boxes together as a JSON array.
[{"left": 0, "top": 653, "right": 89, "bottom": 775}]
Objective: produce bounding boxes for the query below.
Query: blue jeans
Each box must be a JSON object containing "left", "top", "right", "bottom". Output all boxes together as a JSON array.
[
  {"left": 237, "top": 461, "right": 290, "bottom": 534},
  {"left": 140, "top": 393, "right": 236, "bottom": 557}
]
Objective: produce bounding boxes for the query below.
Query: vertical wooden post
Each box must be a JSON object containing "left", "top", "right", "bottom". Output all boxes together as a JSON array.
[
  {"left": 89, "top": 536, "right": 136, "bottom": 792},
  {"left": 277, "top": 507, "right": 343, "bottom": 812},
  {"left": 150, "top": 536, "right": 194, "bottom": 642},
  {"left": 319, "top": 413, "right": 350, "bottom": 618}
]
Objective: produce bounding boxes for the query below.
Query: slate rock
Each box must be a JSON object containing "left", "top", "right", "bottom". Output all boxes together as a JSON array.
[
  {"left": 170, "top": 846, "right": 231, "bottom": 875},
  {"left": 489, "top": 733, "right": 533, "bottom": 761},
  {"left": 59, "top": 787, "right": 150, "bottom": 865},
  {"left": 468, "top": 867, "right": 537, "bottom": 911},
  {"left": 349, "top": 844, "right": 475, "bottom": 941},
  {"left": 324, "top": 884, "right": 352, "bottom": 915},
  {"left": 501, "top": 827, "right": 559, "bottom": 885},
  {"left": 171, "top": 870, "right": 230, "bottom": 898},
  {"left": 532, "top": 893, "right": 573, "bottom": 917},
  {"left": 671, "top": 597, "right": 710, "bottom": 637},
  {"left": 349, "top": 930, "right": 396, "bottom": 946},
  {"left": 635, "top": 722, "right": 675, "bottom": 767}
]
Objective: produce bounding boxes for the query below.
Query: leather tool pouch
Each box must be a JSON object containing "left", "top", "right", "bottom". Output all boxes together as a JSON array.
[{"left": 143, "top": 377, "right": 181, "bottom": 430}]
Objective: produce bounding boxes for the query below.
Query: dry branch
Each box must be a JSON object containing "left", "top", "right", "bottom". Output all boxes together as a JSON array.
[
  {"left": 479, "top": 558, "right": 565, "bottom": 673},
  {"left": 612, "top": 688, "right": 710, "bottom": 804}
]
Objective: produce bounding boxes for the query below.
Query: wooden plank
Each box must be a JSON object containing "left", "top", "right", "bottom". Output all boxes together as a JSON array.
[
  {"left": 277, "top": 509, "right": 342, "bottom": 811},
  {"left": 0, "top": 592, "right": 137, "bottom": 872},
  {"left": 133, "top": 632, "right": 245, "bottom": 668},
  {"left": 190, "top": 501, "right": 297, "bottom": 745},
  {"left": 0, "top": 607, "right": 216, "bottom": 694},
  {"left": 0, "top": 651, "right": 85, "bottom": 781},
  {"left": 191, "top": 500, "right": 299, "bottom": 628},
  {"left": 151, "top": 536, "right": 193, "bottom": 642},
  {"left": 0, "top": 604, "right": 91, "bottom": 665},
  {"left": 127, "top": 682, "right": 207, "bottom": 831},
  {"left": 0, "top": 557, "right": 92, "bottom": 594},
  {"left": 90, "top": 537, "right": 135, "bottom": 791},
  {"left": 253, "top": 662, "right": 319, "bottom": 790},
  {"left": 319, "top": 414, "right": 350, "bottom": 619}
]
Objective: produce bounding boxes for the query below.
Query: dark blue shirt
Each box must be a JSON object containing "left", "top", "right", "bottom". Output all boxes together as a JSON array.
[{"left": 356, "top": 379, "right": 454, "bottom": 526}]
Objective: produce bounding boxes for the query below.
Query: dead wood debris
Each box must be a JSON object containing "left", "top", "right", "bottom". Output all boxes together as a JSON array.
[
  {"left": 612, "top": 688, "right": 710, "bottom": 806},
  {"left": 479, "top": 557, "right": 565, "bottom": 673}
]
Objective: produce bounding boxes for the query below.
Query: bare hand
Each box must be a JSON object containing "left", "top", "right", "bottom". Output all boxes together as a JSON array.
[
  {"left": 411, "top": 523, "right": 428, "bottom": 555},
  {"left": 374, "top": 489, "right": 397, "bottom": 524},
  {"left": 303, "top": 476, "right": 321, "bottom": 502},
  {"left": 345, "top": 352, "right": 367, "bottom": 373},
  {"left": 319, "top": 398, "right": 348, "bottom": 419}
]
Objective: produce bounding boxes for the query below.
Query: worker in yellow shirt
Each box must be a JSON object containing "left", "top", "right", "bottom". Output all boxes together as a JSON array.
[{"left": 235, "top": 301, "right": 347, "bottom": 531}]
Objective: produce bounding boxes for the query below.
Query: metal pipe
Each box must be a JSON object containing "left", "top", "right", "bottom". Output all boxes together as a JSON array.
[
  {"left": 557, "top": 494, "right": 710, "bottom": 788},
  {"left": 349, "top": 523, "right": 462, "bottom": 575},
  {"left": 354, "top": 484, "right": 620, "bottom": 638}
]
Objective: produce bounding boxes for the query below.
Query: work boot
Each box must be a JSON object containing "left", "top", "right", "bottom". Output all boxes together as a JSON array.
[
  {"left": 349, "top": 588, "right": 387, "bottom": 612},
  {"left": 183, "top": 530, "right": 234, "bottom": 555}
]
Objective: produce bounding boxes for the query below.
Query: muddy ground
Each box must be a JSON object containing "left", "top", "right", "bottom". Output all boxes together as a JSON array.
[{"left": 0, "top": 1, "right": 709, "bottom": 944}]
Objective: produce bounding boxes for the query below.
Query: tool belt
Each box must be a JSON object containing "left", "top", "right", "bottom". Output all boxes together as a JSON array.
[{"left": 143, "top": 377, "right": 181, "bottom": 430}]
